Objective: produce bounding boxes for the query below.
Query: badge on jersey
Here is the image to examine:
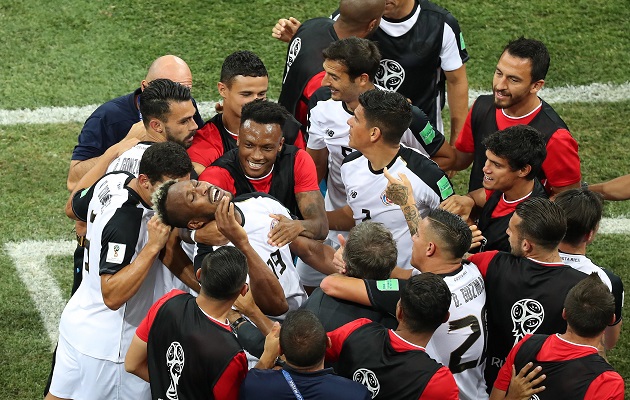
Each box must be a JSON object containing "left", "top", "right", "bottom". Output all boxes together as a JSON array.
[
  {"left": 376, "top": 279, "right": 399, "bottom": 291},
  {"left": 437, "top": 176, "right": 454, "bottom": 199},
  {"left": 106, "top": 243, "right": 126, "bottom": 264},
  {"left": 79, "top": 188, "right": 89, "bottom": 198},
  {"left": 419, "top": 123, "right": 436, "bottom": 145},
  {"left": 459, "top": 32, "right": 466, "bottom": 50}
]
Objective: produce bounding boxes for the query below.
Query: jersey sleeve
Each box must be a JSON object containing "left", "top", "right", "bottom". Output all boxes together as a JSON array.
[
  {"left": 439, "top": 22, "right": 465, "bottom": 72},
  {"left": 99, "top": 206, "right": 144, "bottom": 275},
  {"left": 542, "top": 129, "right": 581, "bottom": 188},
  {"left": 187, "top": 123, "right": 224, "bottom": 167},
  {"left": 213, "top": 351, "right": 248, "bottom": 400},
  {"left": 71, "top": 116, "right": 109, "bottom": 161},
  {"left": 71, "top": 186, "right": 95, "bottom": 222},
  {"left": 454, "top": 107, "right": 475, "bottom": 153},
  {"left": 366, "top": 279, "right": 404, "bottom": 317},
  {"left": 325, "top": 318, "right": 372, "bottom": 362},
  {"left": 583, "top": 371, "right": 625, "bottom": 400},
  {"left": 420, "top": 366, "right": 459, "bottom": 399},
  {"left": 199, "top": 166, "right": 237, "bottom": 194},
  {"left": 493, "top": 334, "right": 533, "bottom": 391},
  {"left": 135, "top": 290, "right": 187, "bottom": 342},
  {"left": 404, "top": 106, "right": 445, "bottom": 157},
  {"left": 443, "top": 12, "right": 469, "bottom": 65},
  {"left": 467, "top": 250, "right": 499, "bottom": 279},
  {"left": 603, "top": 268, "right": 624, "bottom": 325},
  {"left": 293, "top": 149, "right": 321, "bottom": 193},
  {"left": 306, "top": 103, "right": 329, "bottom": 151}
]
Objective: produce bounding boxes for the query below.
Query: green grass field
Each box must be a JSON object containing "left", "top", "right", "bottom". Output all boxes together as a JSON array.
[{"left": 0, "top": 0, "right": 629, "bottom": 398}]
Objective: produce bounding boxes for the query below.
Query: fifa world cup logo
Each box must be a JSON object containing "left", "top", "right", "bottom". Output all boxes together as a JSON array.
[
  {"left": 165, "top": 342, "right": 185, "bottom": 400},
  {"left": 511, "top": 299, "right": 545, "bottom": 345},
  {"left": 375, "top": 59, "right": 405, "bottom": 92},
  {"left": 283, "top": 38, "right": 302, "bottom": 84},
  {"left": 353, "top": 368, "right": 380, "bottom": 399}
]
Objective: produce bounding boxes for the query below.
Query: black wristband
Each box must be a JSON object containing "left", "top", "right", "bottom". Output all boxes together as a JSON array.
[{"left": 230, "top": 317, "right": 247, "bottom": 331}]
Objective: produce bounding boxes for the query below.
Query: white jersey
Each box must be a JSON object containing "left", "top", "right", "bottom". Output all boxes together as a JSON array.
[
  {"left": 61, "top": 172, "right": 162, "bottom": 363},
  {"left": 559, "top": 252, "right": 613, "bottom": 291},
  {"left": 106, "top": 140, "right": 189, "bottom": 298},
  {"left": 424, "top": 263, "right": 488, "bottom": 400},
  {"left": 339, "top": 145, "right": 454, "bottom": 268},
  {"left": 194, "top": 193, "right": 307, "bottom": 315}
]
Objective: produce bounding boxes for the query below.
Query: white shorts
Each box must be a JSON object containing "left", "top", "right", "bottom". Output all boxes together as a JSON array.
[{"left": 49, "top": 335, "right": 150, "bottom": 400}]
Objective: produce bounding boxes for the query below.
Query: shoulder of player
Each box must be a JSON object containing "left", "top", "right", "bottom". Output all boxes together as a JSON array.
[
  {"left": 539, "top": 100, "right": 570, "bottom": 130},
  {"left": 309, "top": 86, "right": 334, "bottom": 109},
  {"left": 340, "top": 150, "right": 364, "bottom": 166},
  {"left": 397, "top": 146, "right": 445, "bottom": 178},
  {"left": 298, "top": 17, "right": 335, "bottom": 33},
  {"left": 88, "top": 90, "right": 139, "bottom": 125}
]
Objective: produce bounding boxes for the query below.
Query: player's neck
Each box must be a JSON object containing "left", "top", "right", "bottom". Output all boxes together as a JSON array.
[
  {"left": 284, "top": 359, "right": 325, "bottom": 373},
  {"left": 146, "top": 127, "right": 167, "bottom": 143},
  {"left": 525, "top": 248, "right": 563, "bottom": 264},
  {"left": 395, "top": 324, "right": 432, "bottom": 348},
  {"left": 502, "top": 179, "right": 534, "bottom": 202},
  {"left": 559, "top": 328, "right": 602, "bottom": 350},
  {"left": 222, "top": 109, "right": 241, "bottom": 136},
  {"left": 195, "top": 295, "right": 232, "bottom": 323},
  {"left": 334, "top": 20, "right": 364, "bottom": 40},
  {"left": 503, "top": 96, "right": 541, "bottom": 118},
  {"left": 419, "top": 258, "right": 462, "bottom": 275},
  {"left": 558, "top": 242, "right": 587, "bottom": 256},
  {"left": 366, "top": 144, "right": 400, "bottom": 171}
]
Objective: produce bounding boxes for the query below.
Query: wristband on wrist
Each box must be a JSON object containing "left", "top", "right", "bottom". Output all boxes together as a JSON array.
[{"left": 230, "top": 317, "right": 247, "bottom": 331}]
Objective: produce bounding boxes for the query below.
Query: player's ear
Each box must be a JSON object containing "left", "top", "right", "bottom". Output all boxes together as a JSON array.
[
  {"left": 149, "top": 118, "right": 163, "bottom": 134},
  {"left": 240, "top": 283, "right": 249, "bottom": 297},
  {"left": 196, "top": 268, "right": 202, "bottom": 281},
  {"left": 187, "top": 219, "right": 206, "bottom": 230},
  {"left": 531, "top": 79, "right": 544, "bottom": 94},
  {"left": 442, "top": 311, "right": 450, "bottom": 323},
  {"left": 370, "top": 126, "right": 381, "bottom": 143},
  {"left": 518, "top": 164, "right": 532, "bottom": 178},
  {"left": 278, "top": 137, "right": 285, "bottom": 151},
  {"left": 326, "top": 336, "right": 332, "bottom": 349},
  {"left": 562, "top": 308, "right": 567, "bottom": 321},
  {"left": 217, "top": 81, "right": 227, "bottom": 98}
]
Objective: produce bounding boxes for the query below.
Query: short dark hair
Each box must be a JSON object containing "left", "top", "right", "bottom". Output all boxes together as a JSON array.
[
  {"left": 240, "top": 100, "right": 290, "bottom": 129},
  {"left": 425, "top": 208, "right": 472, "bottom": 259},
  {"left": 503, "top": 37, "right": 551, "bottom": 82},
  {"left": 555, "top": 189, "right": 604, "bottom": 246},
  {"left": 514, "top": 198, "right": 566, "bottom": 250},
  {"left": 358, "top": 89, "right": 412, "bottom": 145},
  {"left": 400, "top": 273, "right": 451, "bottom": 334},
  {"left": 152, "top": 179, "right": 179, "bottom": 227},
  {"left": 139, "top": 78, "right": 192, "bottom": 125},
  {"left": 343, "top": 222, "right": 397, "bottom": 279},
  {"left": 199, "top": 246, "right": 248, "bottom": 300},
  {"left": 564, "top": 274, "right": 615, "bottom": 338},
  {"left": 482, "top": 125, "right": 547, "bottom": 180},
  {"left": 220, "top": 50, "right": 268, "bottom": 87},
  {"left": 280, "top": 309, "right": 328, "bottom": 368},
  {"left": 139, "top": 142, "right": 192, "bottom": 185},
  {"left": 322, "top": 37, "right": 381, "bottom": 81}
]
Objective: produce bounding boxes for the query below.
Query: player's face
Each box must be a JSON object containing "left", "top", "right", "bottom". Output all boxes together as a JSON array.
[
  {"left": 383, "top": 0, "right": 414, "bottom": 18},
  {"left": 163, "top": 100, "right": 198, "bottom": 148},
  {"left": 492, "top": 51, "right": 538, "bottom": 110},
  {"left": 237, "top": 120, "right": 284, "bottom": 179},
  {"left": 219, "top": 75, "right": 268, "bottom": 119},
  {"left": 322, "top": 60, "right": 362, "bottom": 104},
  {"left": 167, "top": 180, "right": 231, "bottom": 224},
  {"left": 482, "top": 150, "right": 521, "bottom": 192},
  {"left": 507, "top": 213, "right": 525, "bottom": 257},
  {"left": 410, "top": 219, "right": 431, "bottom": 271},
  {"left": 347, "top": 105, "right": 371, "bottom": 151}
]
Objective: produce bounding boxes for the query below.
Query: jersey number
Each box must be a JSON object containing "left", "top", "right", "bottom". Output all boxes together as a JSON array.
[
  {"left": 361, "top": 209, "right": 371, "bottom": 221},
  {"left": 267, "top": 249, "right": 286, "bottom": 278},
  {"left": 447, "top": 307, "right": 487, "bottom": 374}
]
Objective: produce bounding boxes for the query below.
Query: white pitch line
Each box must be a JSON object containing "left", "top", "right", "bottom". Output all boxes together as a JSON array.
[
  {"left": 0, "top": 82, "right": 629, "bottom": 126},
  {"left": 5, "top": 239, "right": 75, "bottom": 350}
]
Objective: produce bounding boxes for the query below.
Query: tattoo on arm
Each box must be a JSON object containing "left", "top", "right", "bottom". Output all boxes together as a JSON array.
[
  {"left": 296, "top": 191, "right": 327, "bottom": 239},
  {"left": 401, "top": 204, "right": 420, "bottom": 236},
  {"left": 387, "top": 184, "right": 409, "bottom": 206}
]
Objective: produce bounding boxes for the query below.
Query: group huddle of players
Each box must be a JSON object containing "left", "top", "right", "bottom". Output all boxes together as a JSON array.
[{"left": 45, "top": 1, "right": 626, "bottom": 399}]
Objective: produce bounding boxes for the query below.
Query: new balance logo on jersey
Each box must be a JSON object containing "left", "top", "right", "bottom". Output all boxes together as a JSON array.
[
  {"left": 350, "top": 190, "right": 357, "bottom": 199},
  {"left": 511, "top": 299, "right": 545, "bottom": 345},
  {"left": 353, "top": 368, "right": 380, "bottom": 399},
  {"left": 375, "top": 59, "right": 405, "bottom": 92},
  {"left": 326, "top": 128, "right": 335, "bottom": 137}
]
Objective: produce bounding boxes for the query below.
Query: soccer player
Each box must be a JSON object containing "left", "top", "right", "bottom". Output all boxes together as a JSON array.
[
  {"left": 490, "top": 274, "right": 625, "bottom": 400},
  {"left": 274, "top": 0, "right": 470, "bottom": 142},
  {"left": 303, "top": 222, "right": 399, "bottom": 331},
  {"left": 453, "top": 37, "right": 581, "bottom": 195},
  {"left": 441, "top": 125, "right": 548, "bottom": 253},
  {"left": 467, "top": 197, "right": 588, "bottom": 390},
  {"left": 200, "top": 100, "right": 327, "bottom": 247},
  {"left": 301, "top": 37, "right": 454, "bottom": 288},
  {"left": 555, "top": 188, "right": 624, "bottom": 350},
  {"left": 329, "top": 89, "right": 454, "bottom": 270},
  {"left": 277, "top": 0, "right": 384, "bottom": 128},
  {"left": 125, "top": 246, "right": 281, "bottom": 400},
  {"left": 188, "top": 50, "right": 305, "bottom": 176},
  {"left": 152, "top": 180, "right": 293, "bottom": 317},
  {"left": 47, "top": 142, "right": 193, "bottom": 400},
  {"left": 325, "top": 273, "right": 459, "bottom": 399},
  {"left": 240, "top": 309, "right": 372, "bottom": 400},
  {"left": 321, "top": 208, "right": 488, "bottom": 400}
]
